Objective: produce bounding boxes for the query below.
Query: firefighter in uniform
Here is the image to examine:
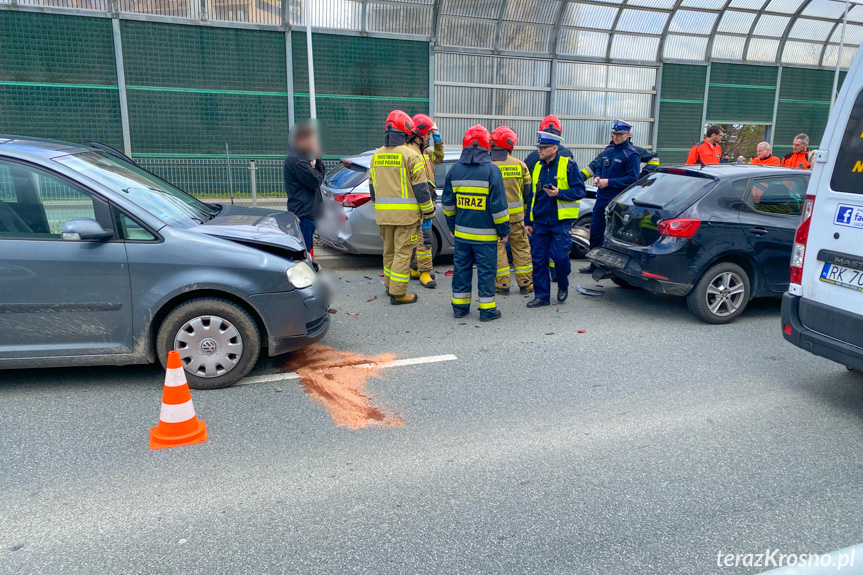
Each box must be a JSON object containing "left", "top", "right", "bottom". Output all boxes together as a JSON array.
[
  {"left": 581, "top": 121, "right": 660, "bottom": 181},
  {"left": 781, "top": 133, "right": 812, "bottom": 169},
  {"left": 490, "top": 126, "right": 533, "bottom": 295},
  {"left": 369, "top": 110, "right": 435, "bottom": 305},
  {"left": 525, "top": 127, "right": 586, "bottom": 307},
  {"left": 442, "top": 125, "right": 510, "bottom": 322},
  {"left": 408, "top": 113, "right": 444, "bottom": 288},
  {"left": 579, "top": 120, "right": 641, "bottom": 275}
]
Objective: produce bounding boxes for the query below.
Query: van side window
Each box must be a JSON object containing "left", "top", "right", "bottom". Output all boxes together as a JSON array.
[
  {"left": 749, "top": 176, "right": 806, "bottom": 216},
  {"left": 0, "top": 160, "right": 97, "bottom": 239},
  {"left": 831, "top": 89, "right": 863, "bottom": 194},
  {"left": 114, "top": 207, "right": 156, "bottom": 241}
]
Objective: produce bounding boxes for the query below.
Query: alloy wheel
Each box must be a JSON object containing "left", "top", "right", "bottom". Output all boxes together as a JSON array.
[{"left": 704, "top": 271, "right": 745, "bottom": 317}]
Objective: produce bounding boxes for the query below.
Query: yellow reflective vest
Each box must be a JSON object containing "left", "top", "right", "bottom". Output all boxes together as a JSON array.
[{"left": 531, "top": 157, "right": 580, "bottom": 221}]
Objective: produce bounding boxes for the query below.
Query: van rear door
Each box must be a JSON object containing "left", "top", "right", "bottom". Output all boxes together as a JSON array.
[{"left": 797, "top": 49, "right": 863, "bottom": 322}]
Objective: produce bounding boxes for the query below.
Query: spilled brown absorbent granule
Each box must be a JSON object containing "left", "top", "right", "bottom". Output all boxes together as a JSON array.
[{"left": 285, "top": 344, "right": 401, "bottom": 429}]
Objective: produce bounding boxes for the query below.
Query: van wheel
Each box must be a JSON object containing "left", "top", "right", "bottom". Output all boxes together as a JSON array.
[
  {"left": 611, "top": 274, "right": 639, "bottom": 289},
  {"left": 686, "top": 263, "right": 751, "bottom": 324},
  {"left": 156, "top": 297, "right": 260, "bottom": 389}
]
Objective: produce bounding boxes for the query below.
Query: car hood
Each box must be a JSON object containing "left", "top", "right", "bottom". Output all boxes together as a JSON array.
[{"left": 190, "top": 204, "right": 306, "bottom": 254}]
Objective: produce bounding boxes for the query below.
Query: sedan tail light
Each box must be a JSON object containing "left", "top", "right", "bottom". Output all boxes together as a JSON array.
[
  {"left": 659, "top": 218, "right": 701, "bottom": 238},
  {"left": 333, "top": 192, "right": 371, "bottom": 209},
  {"left": 789, "top": 195, "right": 815, "bottom": 286}
]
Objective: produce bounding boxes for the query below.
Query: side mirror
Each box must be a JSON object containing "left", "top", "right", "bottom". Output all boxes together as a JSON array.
[{"left": 61, "top": 218, "right": 113, "bottom": 241}]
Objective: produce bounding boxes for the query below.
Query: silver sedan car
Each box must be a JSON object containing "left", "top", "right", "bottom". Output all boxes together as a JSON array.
[{"left": 316, "top": 148, "right": 596, "bottom": 259}]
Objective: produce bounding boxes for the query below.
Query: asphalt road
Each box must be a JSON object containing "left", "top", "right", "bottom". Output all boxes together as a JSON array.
[{"left": 2, "top": 265, "right": 863, "bottom": 575}]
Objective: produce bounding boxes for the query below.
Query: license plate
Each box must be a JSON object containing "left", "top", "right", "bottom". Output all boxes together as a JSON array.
[
  {"left": 587, "top": 248, "right": 629, "bottom": 270},
  {"left": 820, "top": 262, "right": 863, "bottom": 293}
]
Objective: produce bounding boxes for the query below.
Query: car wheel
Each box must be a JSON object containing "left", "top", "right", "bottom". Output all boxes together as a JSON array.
[
  {"left": 611, "top": 274, "right": 639, "bottom": 289},
  {"left": 156, "top": 297, "right": 261, "bottom": 389},
  {"left": 686, "top": 262, "right": 751, "bottom": 324},
  {"left": 570, "top": 215, "right": 592, "bottom": 259}
]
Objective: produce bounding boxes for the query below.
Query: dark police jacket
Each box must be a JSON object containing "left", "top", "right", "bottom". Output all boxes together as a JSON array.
[
  {"left": 584, "top": 143, "right": 658, "bottom": 180},
  {"left": 593, "top": 141, "right": 641, "bottom": 198},
  {"left": 284, "top": 148, "right": 325, "bottom": 220},
  {"left": 442, "top": 147, "right": 510, "bottom": 245},
  {"left": 529, "top": 153, "right": 586, "bottom": 226}
]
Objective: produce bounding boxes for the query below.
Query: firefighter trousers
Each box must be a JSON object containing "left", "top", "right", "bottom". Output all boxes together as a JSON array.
[
  {"left": 411, "top": 225, "right": 434, "bottom": 272},
  {"left": 380, "top": 223, "right": 420, "bottom": 296},
  {"left": 496, "top": 220, "right": 532, "bottom": 289},
  {"left": 452, "top": 240, "right": 497, "bottom": 314}
]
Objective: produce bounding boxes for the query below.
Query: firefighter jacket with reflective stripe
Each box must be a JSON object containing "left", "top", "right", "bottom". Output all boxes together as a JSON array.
[
  {"left": 442, "top": 147, "right": 510, "bottom": 244},
  {"left": 686, "top": 140, "right": 722, "bottom": 165},
  {"left": 369, "top": 135, "right": 432, "bottom": 226},
  {"left": 751, "top": 155, "right": 780, "bottom": 165},
  {"left": 781, "top": 151, "right": 811, "bottom": 170},
  {"left": 593, "top": 140, "right": 641, "bottom": 199},
  {"left": 529, "top": 154, "right": 586, "bottom": 224},
  {"left": 423, "top": 140, "right": 444, "bottom": 187},
  {"left": 491, "top": 148, "right": 532, "bottom": 223},
  {"left": 582, "top": 142, "right": 659, "bottom": 181}
]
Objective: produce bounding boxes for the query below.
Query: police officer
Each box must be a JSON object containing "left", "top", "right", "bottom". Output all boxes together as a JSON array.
[
  {"left": 490, "top": 126, "right": 533, "bottom": 295},
  {"left": 581, "top": 121, "right": 660, "bottom": 181},
  {"left": 524, "top": 127, "right": 586, "bottom": 307},
  {"left": 524, "top": 115, "right": 573, "bottom": 174},
  {"left": 407, "top": 113, "right": 444, "bottom": 289},
  {"left": 442, "top": 125, "right": 509, "bottom": 322},
  {"left": 580, "top": 120, "right": 640, "bottom": 275},
  {"left": 369, "top": 110, "right": 435, "bottom": 304}
]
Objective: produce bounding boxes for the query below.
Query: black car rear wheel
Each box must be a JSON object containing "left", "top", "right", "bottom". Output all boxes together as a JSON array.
[{"left": 686, "top": 262, "right": 751, "bottom": 324}]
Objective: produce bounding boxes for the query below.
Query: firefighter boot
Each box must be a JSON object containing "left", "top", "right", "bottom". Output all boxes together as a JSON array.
[
  {"left": 410, "top": 269, "right": 422, "bottom": 279},
  {"left": 420, "top": 271, "right": 437, "bottom": 289},
  {"left": 479, "top": 308, "right": 502, "bottom": 322},
  {"left": 390, "top": 293, "right": 418, "bottom": 305},
  {"left": 519, "top": 283, "right": 534, "bottom": 295}
]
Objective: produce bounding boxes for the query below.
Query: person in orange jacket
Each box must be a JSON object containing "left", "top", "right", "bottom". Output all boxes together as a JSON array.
[
  {"left": 750, "top": 142, "right": 780, "bottom": 165},
  {"left": 686, "top": 125, "right": 724, "bottom": 165},
  {"left": 781, "top": 134, "right": 812, "bottom": 169}
]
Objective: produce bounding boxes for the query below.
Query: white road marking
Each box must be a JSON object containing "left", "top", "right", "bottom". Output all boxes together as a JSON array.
[{"left": 237, "top": 354, "right": 458, "bottom": 386}]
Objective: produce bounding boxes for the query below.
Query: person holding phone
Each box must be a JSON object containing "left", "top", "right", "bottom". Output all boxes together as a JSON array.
[{"left": 524, "top": 128, "right": 586, "bottom": 307}]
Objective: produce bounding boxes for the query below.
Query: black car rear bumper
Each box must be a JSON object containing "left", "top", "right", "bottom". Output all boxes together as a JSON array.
[
  {"left": 781, "top": 292, "right": 863, "bottom": 371},
  {"left": 588, "top": 247, "right": 694, "bottom": 296}
]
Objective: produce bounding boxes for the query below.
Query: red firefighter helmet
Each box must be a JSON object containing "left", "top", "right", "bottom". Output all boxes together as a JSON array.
[
  {"left": 491, "top": 126, "right": 518, "bottom": 151},
  {"left": 385, "top": 110, "right": 414, "bottom": 135},
  {"left": 540, "top": 115, "right": 563, "bottom": 134},
  {"left": 462, "top": 125, "right": 491, "bottom": 151},
  {"left": 411, "top": 114, "right": 435, "bottom": 139}
]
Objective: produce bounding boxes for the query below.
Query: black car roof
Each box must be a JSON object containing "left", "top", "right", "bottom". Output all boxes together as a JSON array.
[{"left": 659, "top": 164, "right": 809, "bottom": 178}]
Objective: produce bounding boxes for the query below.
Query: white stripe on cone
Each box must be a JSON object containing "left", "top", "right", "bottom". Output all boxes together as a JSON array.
[
  {"left": 164, "top": 366, "right": 188, "bottom": 388},
  {"left": 159, "top": 399, "right": 197, "bottom": 423}
]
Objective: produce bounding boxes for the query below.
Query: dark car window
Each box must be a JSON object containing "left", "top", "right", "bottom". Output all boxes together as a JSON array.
[
  {"left": 324, "top": 161, "right": 368, "bottom": 189},
  {"left": 0, "top": 159, "right": 97, "bottom": 239},
  {"left": 748, "top": 176, "right": 806, "bottom": 216},
  {"left": 616, "top": 171, "right": 717, "bottom": 213},
  {"left": 831, "top": 88, "right": 863, "bottom": 194},
  {"left": 435, "top": 161, "right": 455, "bottom": 189}
]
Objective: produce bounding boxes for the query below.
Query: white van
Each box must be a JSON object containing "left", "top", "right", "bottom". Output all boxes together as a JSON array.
[{"left": 782, "top": 46, "right": 863, "bottom": 372}]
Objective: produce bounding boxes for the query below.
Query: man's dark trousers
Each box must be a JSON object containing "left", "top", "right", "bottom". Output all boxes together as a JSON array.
[
  {"left": 299, "top": 217, "right": 316, "bottom": 253},
  {"left": 530, "top": 222, "right": 572, "bottom": 302}
]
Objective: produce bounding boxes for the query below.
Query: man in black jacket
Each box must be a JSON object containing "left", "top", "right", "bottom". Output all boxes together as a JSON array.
[{"left": 284, "top": 122, "right": 325, "bottom": 254}]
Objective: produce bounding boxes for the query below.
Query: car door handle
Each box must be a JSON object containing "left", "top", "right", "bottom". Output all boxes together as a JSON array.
[{"left": 748, "top": 228, "right": 768, "bottom": 236}]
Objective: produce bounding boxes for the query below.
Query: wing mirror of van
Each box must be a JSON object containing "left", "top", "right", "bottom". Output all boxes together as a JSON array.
[{"left": 61, "top": 219, "right": 113, "bottom": 241}]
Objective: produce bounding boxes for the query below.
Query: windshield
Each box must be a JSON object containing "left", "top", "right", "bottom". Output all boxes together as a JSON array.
[
  {"left": 324, "top": 161, "right": 368, "bottom": 189},
  {"left": 616, "top": 171, "right": 717, "bottom": 213},
  {"left": 54, "top": 152, "right": 216, "bottom": 228}
]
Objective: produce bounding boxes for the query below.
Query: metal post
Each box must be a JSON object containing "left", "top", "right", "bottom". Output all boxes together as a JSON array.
[
  {"left": 111, "top": 19, "right": 132, "bottom": 157},
  {"left": 305, "top": 0, "right": 316, "bottom": 119},
  {"left": 769, "top": 66, "right": 782, "bottom": 147},
  {"left": 700, "top": 63, "right": 711, "bottom": 141},
  {"left": 652, "top": 64, "right": 663, "bottom": 152},
  {"left": 286, "top": 31, "right": 295, "bottom": 127},
  {"left": 428, "top": 42, "right": 435, "bottom": 117},
  {"left": 225, "top": 143, "right": 234, "bottom": 205},
  {"left": 831, "top": 0, "right": 850, "bottom": 110},
  {"left": 249, "top": 160, "right": 257, "bottom": 207}
]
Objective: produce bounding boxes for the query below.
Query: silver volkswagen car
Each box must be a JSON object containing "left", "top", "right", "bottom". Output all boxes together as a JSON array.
[
  {"left": 0, "top": 136, "right": 330, "bottom": 388},
  {"left": 316, "top": 147, "right": 596, "bottom": 259}
]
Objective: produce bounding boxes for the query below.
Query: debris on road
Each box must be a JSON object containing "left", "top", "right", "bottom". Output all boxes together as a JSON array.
[
  {"left": 366, "top": 296, "right": 377, "bottom": 302},
  {"left": 576, "top": 285, "right": 604, "bottom": 297},
  {"left": 284, "top": 344, "right": 402, "bottom": 429}
]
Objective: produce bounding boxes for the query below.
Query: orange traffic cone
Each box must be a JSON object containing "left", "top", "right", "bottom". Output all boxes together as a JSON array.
[{"left": 149, "top": 350, "right": 208, "bottom": 450}]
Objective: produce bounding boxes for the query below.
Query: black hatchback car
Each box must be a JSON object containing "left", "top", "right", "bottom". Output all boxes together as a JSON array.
[{"left": 587, "top": 165, "right": 809, "bottom": 324}]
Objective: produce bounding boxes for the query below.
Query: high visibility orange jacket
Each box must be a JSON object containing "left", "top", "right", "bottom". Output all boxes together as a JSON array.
[
  {"left": 751, "top": 155, "right": 780, "bottom": 166},
  {"left": 686, "top": 140, "right": 722, "bottom": 165},
  {"left": 781, "top": 151, "right": 811, "bottom": 170}
]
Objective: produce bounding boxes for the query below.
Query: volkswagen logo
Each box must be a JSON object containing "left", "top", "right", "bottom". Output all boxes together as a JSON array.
[{"left": 200, "top": 339, "right": 218, "bottom": 355}]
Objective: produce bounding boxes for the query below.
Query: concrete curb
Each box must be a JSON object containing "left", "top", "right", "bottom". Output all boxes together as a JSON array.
[{"left": 313, "top": 246, "right": 382, "bottom": 269}]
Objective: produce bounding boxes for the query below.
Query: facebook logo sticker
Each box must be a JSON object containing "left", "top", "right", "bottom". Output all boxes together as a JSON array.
[{"left": 834, "top": 204, "right": 863, "bottom": 229}]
